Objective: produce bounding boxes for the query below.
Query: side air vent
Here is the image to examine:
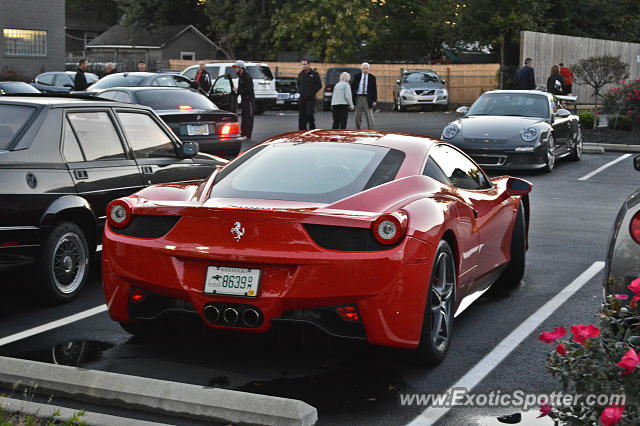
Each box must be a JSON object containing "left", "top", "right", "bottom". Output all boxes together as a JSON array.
[
  {"left": 303, "top": 224, "right": 400, "bottom": 251},
  {"left": 110, "top": 215, "right": 180, "bottom": 238}
]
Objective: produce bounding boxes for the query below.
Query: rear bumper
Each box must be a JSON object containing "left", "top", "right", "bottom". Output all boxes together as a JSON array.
[{"left": 177, "top": 135, "right": 243, "bottom": 156}]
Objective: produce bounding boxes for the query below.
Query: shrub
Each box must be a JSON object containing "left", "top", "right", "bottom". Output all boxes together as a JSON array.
[
  {"left": 608, "top": 115, "right": 633, "bottom": 131},
  {"left": 604, "top": 79, "right": 640, "bottom": 129},
  {"left": 539, "top": 278, "right": 640, "bottom": 425},
  {"left": 0, "top": 66, "right": 28, "bottom": 82},
  {"left": 579, "top": 111, "right": 599, "bottom": 129}
]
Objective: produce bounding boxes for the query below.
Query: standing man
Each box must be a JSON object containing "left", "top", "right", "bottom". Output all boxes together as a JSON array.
[
  {"left": 297, "top": 59, "right": 322, "bottom": 130},
  {"left": 351, "top": 62, "right": 377, "bottom": 130},
  {"left": 195, "top": 61, "right": 211, "bottom": 93},
  {"left": 104, "top": 62, "right": 117, "bottom": 76},
  {"left": 559, "top": 62, "right": 574, "bottom": 95},
  {"left": 232, "top": 60, "right": 254, "bottom": 139},
  {"left": 73, "top": 59, "right": 89, "bottom": 91},
  {"left": 514, "top": 58, "right": 536, "bottom": 90},
  {"left": 137, "top": 61, "right": 146, "bottom": 72}
]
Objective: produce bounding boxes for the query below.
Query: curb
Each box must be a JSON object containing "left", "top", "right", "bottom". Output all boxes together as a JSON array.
[
  {"left": 584, "top": 143, "right": 640, "bottom": 154},
  {"left": 0, "top": 356, "right": 317, "bottom": 426},
  {"left": 0, "top": 396, "right": 170, "bottom": 426}
]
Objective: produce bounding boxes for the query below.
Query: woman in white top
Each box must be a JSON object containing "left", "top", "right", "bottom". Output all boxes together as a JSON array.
[{"left": 331, "top": 72, "right": 354, "bottom": 129}]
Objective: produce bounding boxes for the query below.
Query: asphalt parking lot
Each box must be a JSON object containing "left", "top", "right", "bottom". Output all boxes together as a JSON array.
[{"left": 1, "top": 110, "right": 639, "bottom": 425}]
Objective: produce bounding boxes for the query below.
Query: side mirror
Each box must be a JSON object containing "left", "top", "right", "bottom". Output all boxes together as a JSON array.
[
  {"left": 456, "top": 106, "right": 468, "bottom": 114},
  {"left": 181, "top": 141, "right": 199, "bottom": 158},
  {"left": 506, "top": 177, "right": 532, "bottom": 196},
  {"left": 554, "top": 108, "right": 571, "bottom": 118},
  {"left": 441, "top": 79, "right": 446, "bottom": 84},
  {"left": 396, "top": 80, "right": 400, "bottom": 85},
  {"left": 634, "top": 155, "right": 640, "bottom": 172}
]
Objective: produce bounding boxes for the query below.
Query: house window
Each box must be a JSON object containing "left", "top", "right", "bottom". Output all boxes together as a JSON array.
[
  {"left": 181, "top": 51, "right": 195, "bottom": 60},
  {"left": 3, "top": 29, "right": 47, "bottom": 57}
]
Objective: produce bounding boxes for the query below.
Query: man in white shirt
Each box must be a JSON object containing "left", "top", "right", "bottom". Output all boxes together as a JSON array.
[{"left": 350, "top": 62, "right": 377, "bottom": 130}]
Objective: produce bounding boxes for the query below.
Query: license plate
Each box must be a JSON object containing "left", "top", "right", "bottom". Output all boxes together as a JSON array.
[
  {"left": 277, "top": 93, "right": 289, "bottom": 100},
  {"left": 187, "top": 124, "right": 209, "bottom": 136},
  {"left": 276, "top": 100, "right": 284, "bottom": 104},
  {"left": 204, "top": 266, "right": 261, "bottom": 297}
]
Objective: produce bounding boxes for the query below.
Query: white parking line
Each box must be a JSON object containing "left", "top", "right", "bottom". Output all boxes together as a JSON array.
[
  {"left": 578, "top": 154, "right": 631, "bottom": 181},
  {"left": 0, "top": 304, "right": 107, "bottom": 347},
  {"left": 407, "top": 261, "right": 605, "bottom": 426}
]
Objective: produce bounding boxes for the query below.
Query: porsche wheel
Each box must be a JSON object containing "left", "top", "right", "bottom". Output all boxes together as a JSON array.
[
  {"left": 415, "top": 240, "right": 456, "bottom": 365},
  {"left": 34, "top": 221, "right": 89, "bottom": 304},
  {"left": 543, "top": 135, "right": 555, "bottom": 172},
  {"left": 490, "top": 202, "right": 526, "bottom": 294},
  {"left": 569, "top": 128, "right": 583, "bottom": 161}
]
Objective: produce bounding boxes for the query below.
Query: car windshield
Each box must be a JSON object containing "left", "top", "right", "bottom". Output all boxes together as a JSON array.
[
  {"left": 0, "top": 104, "right": 37, "bottom": 149},
  {"left": 90, "top": 74, "right": 147, "bottom": 90},
  {"left": 467, "top": 93, "right": 550, "bottom": 118},
  {"left": 0, "top": 82, "right": 40, "bottom": 94},
  {"left": 246, "top": 66, "right": 273, "bottom": 81},
  {"left": 276, "top": 78, "right": 297, "bottom": 91},
  {"left": 211, "top": 142, "right": 405, "bottom": 203},
  {"left": 136, "top": 89, "right": 217, "bottom": 110},
  {"left": 402, "top": 71, "right": 440, "bottom": 83},
  {"left": 326, "top": 68, "right": 359, "bottom": 85}
]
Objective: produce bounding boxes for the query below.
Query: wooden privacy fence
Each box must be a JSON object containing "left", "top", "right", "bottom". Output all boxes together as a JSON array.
[{"left": 170, "top": 60, "right": 500, "bottom": 105}]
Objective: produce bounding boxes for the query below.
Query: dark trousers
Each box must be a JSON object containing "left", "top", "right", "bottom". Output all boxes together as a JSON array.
[
  {"left": 241, "top": 99, "right": 254, "bottom": 139},
  {"left": 331, "top": 104, "right": 348, "bottom": 129},
  {"left": 298, "top": 98, "right": 316, "bottom": 130}
]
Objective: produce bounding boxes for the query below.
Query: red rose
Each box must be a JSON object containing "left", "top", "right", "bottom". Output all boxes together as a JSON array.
[
  {"left": 614, "top": 294, "right": 629, "bottom": 300},
  {"left": 538, "top": 403, "right": 551, "bottom": 418},
  {"left": 628, "top": 277, "right": 640, "bottom": 295},
  {"left": 600, "top": 404, "right": 624, "bottom": 426},
  {"left": 631, "top": 296, "right": 640, "bottom": 309},
  {"left": 556, "top": 343, "right": 567, "bottom": 356},
  {"left": 538, "top": 326, "right": 566, "bottom": 343},
  {"left": 570, "top": 324, "right": 600, "bottom": 345},
  {"left": 617, "top": 348, "right": 640, "bottom": 375}
]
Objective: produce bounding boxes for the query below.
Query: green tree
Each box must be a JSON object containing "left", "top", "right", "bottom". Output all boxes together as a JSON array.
[
  {"left": 119, "top": 0, "right": 210, "bottom": 31},
  {"left": 67, "top": 0, "right": 120, "bottom": 26}
]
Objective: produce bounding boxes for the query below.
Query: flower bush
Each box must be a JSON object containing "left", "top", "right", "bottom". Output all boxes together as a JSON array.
[
  {"left": 0, "top": 66, "right": 28, "bottom": 82},
  {"left": 539, "top": 277, "right": 640, "bottom": 425},
  {"left": 602, "top": 79, "right": 640, "bottom": 129}
]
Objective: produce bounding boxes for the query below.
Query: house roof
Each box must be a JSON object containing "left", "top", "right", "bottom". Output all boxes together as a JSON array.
[{"left": 86, "top": 24, "right": 215, "bottom": 49}]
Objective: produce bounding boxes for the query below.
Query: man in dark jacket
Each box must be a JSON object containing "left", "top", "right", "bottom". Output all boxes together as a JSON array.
[
  {"left": 195, "top": 61, "right": 211, "bottom": 93},
  {"left": 232, "top": 60, "right": 254, "bottom": 139},
  {"left": 297, "top": 59, "right": 322, "bottom": 130},
  {"left": 73, "top": 59, "right": 89, "bottom": 91},
  {"left": 514, "top": 58, "right": 536, "bottom": 90},
  {"left": 350, "top": 62, "right": 377, "bottom": 130}
]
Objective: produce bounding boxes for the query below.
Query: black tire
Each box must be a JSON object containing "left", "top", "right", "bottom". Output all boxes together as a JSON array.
[
  {"left": 568, "top": 127, "right": 583, "bottom": 161},
  {"left": 492, "top": 203, "right": 526, "bottom": 291},
  {"left": 543, "top": 135, "right": 555, "bottom": 172},
  {"left": 397, "top": 97, "right": 405, "bottom": 112},
  {"left": 33, "top": 221, "right": 89, "bottom": 304},
  {"left": 413, "top": 240, "right": 456, "bottom": 365}
]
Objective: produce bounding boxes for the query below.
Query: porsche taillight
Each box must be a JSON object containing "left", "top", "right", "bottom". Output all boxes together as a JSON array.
[
  {"left": 371, "top": 211, "right": 407, "bottom": 245},
  {"left": 218, "top": 122, "right": 239, "bottom": 136},
  {"left": 106, "top": 199, "right": 133, "bottom": 228},
  {"left": 630, "top": 211, "right": 640, "bottom": 244}
]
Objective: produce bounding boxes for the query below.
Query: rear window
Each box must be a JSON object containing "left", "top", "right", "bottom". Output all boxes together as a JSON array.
[
  {"left": 0, "top": 105, "right": 37, "bottom": 149},
  {"left": 136, "top": 90, "right": 217, "bottom": 111},
  {"left": 246, "top": 66, "right": 273, "bottom": 81},
  {"left": 210, "top": 142, "right": 405, "bottom": 203},
  {"left": 90, "top": 74, "right": 147, "bottom": 90}
]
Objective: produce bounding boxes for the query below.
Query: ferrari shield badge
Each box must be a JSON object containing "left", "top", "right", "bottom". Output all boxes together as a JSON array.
[{"left": 231, "top": 222, "right": 245, "bottom": 241}]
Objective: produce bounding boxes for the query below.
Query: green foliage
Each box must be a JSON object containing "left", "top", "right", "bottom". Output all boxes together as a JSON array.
[
  {"left": 0, "top": 405, "right": 87, "bottom": 425},
  {"left": 543, "top": 295, "right": 640, "bottom": 424},
  {"left": 571, "top": 56, "right": 630, "bottom": 110},
  {"left": 119, "top": 0, "right": 209, "bottom": 30},
  {"left": 67, "top": 0, "right": 120, "bottom": 27},
  {"left": 608, "top": 115, "right": 633, "bottom": 131},
  {"left": 602, "top": 79, "right": 640, "bottom": 129},
  {"left": 578, "top": 111, "right": 598, "bottom": 129}
]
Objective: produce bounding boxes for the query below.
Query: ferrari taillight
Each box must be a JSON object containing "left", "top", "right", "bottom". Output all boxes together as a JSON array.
[
  {"left": 630, "top": 212, "right": 640, "bottom": 244},
  {"left": 371, "top": 211, "right": 407, "bottom": 245},
  {"left": 336, "top": 305, "right": 360, "bottom": 322},
  {"left": 218, "top": 122, "right": 239, "bottom": 136},
  {"left": 106, "top": 199, "right": 133, "bottom": 228},
  {"left": 130, "top": 287, "right": 146, "bottom": 303}
]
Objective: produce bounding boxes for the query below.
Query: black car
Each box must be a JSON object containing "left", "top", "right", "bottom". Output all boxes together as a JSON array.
[
  {"left": 31, "top": 71, "right": 99, "bottom": 93},
  {"left": 0, "top": 95, "right": 227, "bottom": 303},
  {"left": 97, "top": 87, "right": 243, "bottom": 158},
  {"left": 0, "top": 81, "right": 41, "bottom": 95},
  {"left": 79, "top": 72, "right": 197, "bottom": 95},
  {"left": 274, "top": 77, "right": 300, "bottom": 109},
  {"left": 322, "top": 67, "right": 360, "bottom": 111}
]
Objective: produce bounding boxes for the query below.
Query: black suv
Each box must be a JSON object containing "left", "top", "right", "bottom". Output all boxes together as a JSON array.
[{"left": 0, "top": 95, "right": 227, "bottom": 304}]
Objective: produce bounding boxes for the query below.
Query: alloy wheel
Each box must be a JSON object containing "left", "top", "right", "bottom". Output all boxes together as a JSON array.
[
  {"left": 430, "top": 250, "right": 455, "bottom": 351},
  {"left": 51, "top": 232, "right": 87, "bottom": 295}
]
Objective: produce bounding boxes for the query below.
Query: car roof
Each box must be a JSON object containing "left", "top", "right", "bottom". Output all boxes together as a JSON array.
[
  {"left": 105, "top": 72, "right": 157, "bottom": 78},
  {"left": 188, "top": 62, "right": 269, "bottom": 68},
  {"left": 0, "top": 94, "right": 153, "bottom": 109},
  {"left": 404, "top": 69, "right": 438, "bottom": 73},
  {"left": 483, "top": 89, "right": 550, "bottom": 97},
  {"left": 100, "top": 86, "right": 197, "bottom": 93}
]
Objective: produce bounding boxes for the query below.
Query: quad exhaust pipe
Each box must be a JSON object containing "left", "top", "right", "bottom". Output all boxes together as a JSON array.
[
  {"left": 242, "top": 308, "right": 261, "bottom": 327},
  {"left": 204, "top": 304, "right": 262, "bottom": 327},
  {"left": 203, "top": 305, "right": 220, "bottom": 323},
  {"left": 223, "top": 307, "right": 239, "bottom": 324}
]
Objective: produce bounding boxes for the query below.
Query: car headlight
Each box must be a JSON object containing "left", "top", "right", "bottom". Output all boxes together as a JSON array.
[
  {"left": 521, "top": 127, "right": 539, "bottom": 142},
  {"left": 442, "top": 123, "right": 459, "bottom": 139},
  {"left": 293, "top": 93, "right": 300, "bottom": 99},
  {"left": 400, "top": 89, "right": 415, "bottom": 96},
  {"left": 436, "top": 89, "right": 448, "bottom": 95}
]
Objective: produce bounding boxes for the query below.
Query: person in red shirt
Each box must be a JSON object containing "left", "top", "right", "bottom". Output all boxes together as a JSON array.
[{"left": 559, "top": 63, "right": 574, "bottom": 95}]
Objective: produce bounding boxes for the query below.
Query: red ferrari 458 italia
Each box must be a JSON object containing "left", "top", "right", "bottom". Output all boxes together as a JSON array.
[{"left": 102, "top": 130, "right": 532, "bottom": 364}]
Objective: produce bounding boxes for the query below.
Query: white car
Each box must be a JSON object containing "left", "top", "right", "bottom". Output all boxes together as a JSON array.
[{"left": 182, "top": 62, "right": 277, "bottom": 114}]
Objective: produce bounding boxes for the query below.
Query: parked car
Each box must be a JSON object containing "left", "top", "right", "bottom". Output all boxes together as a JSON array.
[
  {"left": 31, "top": 71, "right": 99, "bottom": 93},
  {"left": 0, "top": 95, "right": 227, "bottom": 304},
  {"left": 0, "top": 82, "right": 41, "bottom": 95},
  {"left": 97, "top": 87, "right": 243, "bottom": 158},
  {"left": 102, "top": 129, "right": 532, "bottom": 364},
  {"left": 604, "top": 154, "right": 640, "bottom": 297},
  {"left": 441, "top": 90, "right": 583, "bottom": 172},
  {"left": 181, "top": 62, "right": 277, "bottom": 114},
  {"left": 322, "top": 67, "right": 360, "bottom": 111},
  {"left": 77, "top": 72, "right": 197, "bottom": 95},
  {"left": 275, "top": 77, "right": 300, "bottom": 109},
  {"left": 393, "top": 69, "right": 448, "bottom": 111}
]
